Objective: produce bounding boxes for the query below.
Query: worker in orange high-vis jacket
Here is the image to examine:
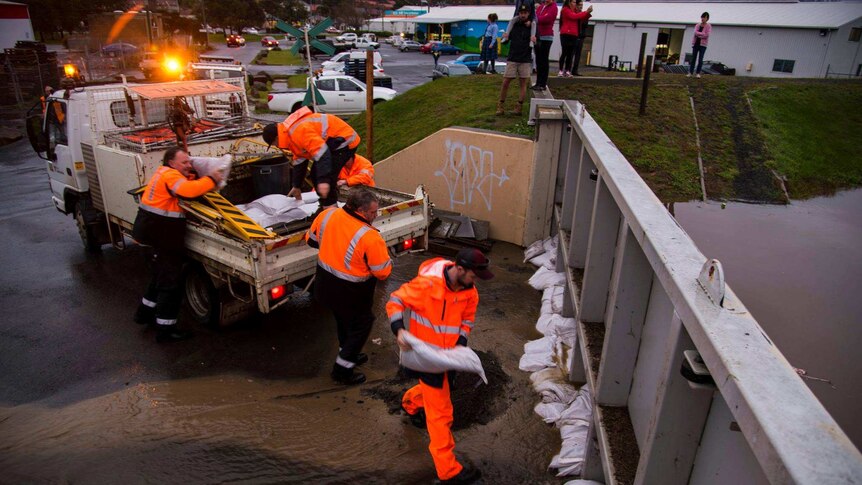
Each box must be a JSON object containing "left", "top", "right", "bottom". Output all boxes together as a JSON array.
[
  {"left": 262, "top": 106, "right": 360, "bottom": 207},
  {"left": 337, "top": 154, "right": 375, "bottom": 188},
  {"left": 306, "top": 187, "right": 392, "bottom": 385},
  {"left": 132, "top": 147, "right": 224, "bottom": 343},
  {"left": 386, "top": 248, "right": 493, "bottom": 485}
]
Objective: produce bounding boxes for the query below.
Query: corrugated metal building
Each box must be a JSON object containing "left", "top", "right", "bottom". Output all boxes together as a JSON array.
[
  {"left": 410, "top": 2, "right": 862, "bottom": 78},
  {"left": 0, "top": 1, "right": 34, "bottom": 50}
]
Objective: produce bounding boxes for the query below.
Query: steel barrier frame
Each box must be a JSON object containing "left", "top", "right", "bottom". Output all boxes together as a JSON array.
[{"left": 529, "top": 99, "right": 862, "bottom": 484}]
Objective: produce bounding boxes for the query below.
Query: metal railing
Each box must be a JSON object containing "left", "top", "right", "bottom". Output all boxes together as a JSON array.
[{"left": 529, "top": 99, "right": 862, "bottom": 484}]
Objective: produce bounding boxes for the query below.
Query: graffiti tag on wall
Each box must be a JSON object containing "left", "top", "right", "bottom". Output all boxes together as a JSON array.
[{"left": 435, "top": 139, "right": 510, "bottom": 211}]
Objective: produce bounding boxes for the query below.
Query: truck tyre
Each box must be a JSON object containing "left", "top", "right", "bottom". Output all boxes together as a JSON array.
[
  {"left": 184, "top": 263, "right": 221, "bottom": 328},
  {"left": 75, "top": 199, "right": 102, "bottom": 253}
]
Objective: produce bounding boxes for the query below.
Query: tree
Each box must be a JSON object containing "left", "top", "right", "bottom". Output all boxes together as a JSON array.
[
  {"left": 206, "top": 0, "right": 265, "bottom": 33},
  {"left": 21, "top": 0, "right": 126, "bottom": 39},
  {"left": 260, "top": 0, "right": 308, "bottom": 25}
]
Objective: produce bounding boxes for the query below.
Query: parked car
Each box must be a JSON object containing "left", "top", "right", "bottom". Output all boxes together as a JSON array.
[
  {"left": 261, "top": 36, "right": 279, "bottom": 48},
  {"left": 336, "top": 32, "right": 358, "bottom": 43},
  {"left": 242, "top": 27, "right": 261, "bottom": 35},
  {"left": 399, "top": 40, "right": 423, "bottom": 52},
  {"left": 267, "top": 75, "right": 398, "bottom": 115},
  {"left": 321, "top": 50, "right": 383, "bottom": 70},
  {"left": 226, "top": 34, "right": 245, "bottom": 47},
  {"left": 451, "top": 54, "right": 507, "bottom": 73},
  {"left": 431, "top": 43, "right": 462, "bottom": 55},
  {"left": 432, "top": 62, "right": 472, "bottom": 80},
  {"left": 321, "top": 63, "right": 385, "bottom": 78},
  {"left": 101, "top": 43, "right": 138, "bottom": 56},
  {"left": 354, "top": 38, "right": 380, "bottom": 50},
  {"left": 419, "top": 41, "right": 441, "bottom": 54}
]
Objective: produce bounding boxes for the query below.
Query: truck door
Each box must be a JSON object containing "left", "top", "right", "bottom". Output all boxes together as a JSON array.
[
  {"left": 337, "top": 78, "right": 365, "bottom": 113},
  {"left": 314, "top": 78, "right": 338, "bottom": 114},
  {"left": 45, "top": 99, "right": 78, "bottom": 211}
]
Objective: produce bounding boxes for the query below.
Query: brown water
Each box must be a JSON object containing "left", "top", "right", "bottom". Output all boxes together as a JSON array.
[{"left": 674, "top": 189, "right": 862, "bottom": 450}]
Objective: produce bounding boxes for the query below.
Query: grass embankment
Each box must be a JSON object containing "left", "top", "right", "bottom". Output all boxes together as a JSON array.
[
  {"left": 348, "top": 75, "right": 533, "bottom": 161},
  {"left": 749, "top": 83, "right": 862, "bottom": 198},
  {"left": 260, "top": 50, "right": 304, "bottom": 66},
  {"left": 555, "top": 75, "right": 862, "bottom": 201}
]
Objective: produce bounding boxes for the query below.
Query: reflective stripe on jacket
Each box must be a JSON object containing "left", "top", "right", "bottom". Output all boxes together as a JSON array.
[
  {"left": 277, "top": 107, "right": 360, "bottom": 165},
  {"left": 305, "top": 206, "right": 391, "bottom": 283},
  {"left": 139, "top": 165, "right": 216, "bottom": 218},
  {"left": 338, "top": 154, "right": 375, "bottom": 187},
  {"left": 386, "top": 258, "right": 478, "bottom": 349}
]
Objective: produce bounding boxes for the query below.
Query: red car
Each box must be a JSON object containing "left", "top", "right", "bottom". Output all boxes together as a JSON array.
[
  {"left": 226, "top": 34, "right": 245, "bottom": 48},
  {"left": 419, "top": 41, "right": 441, "bottom": 54},
  {"left": 261, "top": 36, "right": 279, "bottom": 48}
]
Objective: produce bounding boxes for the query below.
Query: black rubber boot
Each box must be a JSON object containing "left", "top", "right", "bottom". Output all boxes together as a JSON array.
[
  {"left": 156, "top": 325, "right": 193, "bottom": 343},
  {"left": 331, "top": 364, "right": 366, "bottom": 385},
  {"left": 401, "top": 405, "right": 427, "bottom": 429},
  {"left": 435, "top": 465, "right": 481, "bottom": 484},
  {"left": 134, "top": 305, "right": 155, "bottom": 325},
  {"left": 355, "top": 352, "right": 368, "bottom": 366}
]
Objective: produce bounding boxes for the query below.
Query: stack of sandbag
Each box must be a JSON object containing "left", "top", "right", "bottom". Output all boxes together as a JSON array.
[
  {"left": 236, "top": 192, "right": 320, "bottom": 228},
  {"left": 520, "top": 236, "right": 596, "bottom": 479}
]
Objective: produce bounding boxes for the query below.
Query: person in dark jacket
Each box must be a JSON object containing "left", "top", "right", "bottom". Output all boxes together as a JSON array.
[
  {"left": 496, "top": 5, "right": 535, "bottom": 116},
  {"left": 132, "top": 147, "right": 224, "bottom": 342}
]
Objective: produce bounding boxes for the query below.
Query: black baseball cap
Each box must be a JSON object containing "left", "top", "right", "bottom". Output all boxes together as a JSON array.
[
  {"left": 456, "top": 248, "right": 494, "bottom": 280},
  {"left": 518, "top": 4, "right": 529, "bottom": 12},
  {"left": 262, "top": 123, "right": 278, "bottom": 148}
]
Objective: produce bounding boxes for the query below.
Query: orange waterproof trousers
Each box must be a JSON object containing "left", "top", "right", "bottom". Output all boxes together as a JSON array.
[{"left": 402, "top": 376, "right": 463, "bottom": 480}]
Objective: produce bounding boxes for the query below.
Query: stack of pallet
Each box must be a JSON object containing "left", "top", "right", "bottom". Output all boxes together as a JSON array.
[{"left": 0, "top": 42, "right": 59, "bottom": 105}]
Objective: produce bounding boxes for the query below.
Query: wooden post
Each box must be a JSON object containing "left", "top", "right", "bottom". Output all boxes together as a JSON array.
[
  {"left": 639, "top": 55, "right": 652, "bottom": 116},
  {"left": 366, "top": 48, "right": 374, "bottom": 160},
  {"left": 636, "top": 32, "right": 647, "bottom": 79}
]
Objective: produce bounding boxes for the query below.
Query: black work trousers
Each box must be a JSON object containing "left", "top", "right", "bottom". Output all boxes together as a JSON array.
[
  {"left": 534, "top": 39, "right": 553, "bottom": 87},
  {"left": 292, "top": 141, "right": 357, "bottom": 207},
  {"left": 142, "top": 246, "right": 185, "bottom": 326},
  {"left": 573, "top": 37, "right": 585, "bottom": 74},
  {"left": 315, "top": 266, "right": 378, "bottom": 367},
  {"left": 559, "top": 34, "right": 577, "bottom": 73}
]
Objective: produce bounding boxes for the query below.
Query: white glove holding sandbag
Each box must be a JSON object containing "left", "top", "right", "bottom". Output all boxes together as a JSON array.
[{"left": 399, "top": 331, "right": 488, "bottom": 384}]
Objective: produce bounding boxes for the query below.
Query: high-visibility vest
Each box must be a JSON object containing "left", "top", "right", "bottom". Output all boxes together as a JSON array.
[
  {"left": 139, "top": 166, "right": 216, "bottom": 218},
  {"left": 277, "top": 107, "right": 360, "bottom": 167},
  {"left": 306, "top": 206, "right": 392, "bottom": 283},
  {"left": 338, "top": 154, "right": 375, "bottom": 187},
  {"left": 386, "top": 258, "right": 478, "bottom": 349}
]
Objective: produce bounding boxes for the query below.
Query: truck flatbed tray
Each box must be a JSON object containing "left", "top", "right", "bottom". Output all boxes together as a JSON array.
[{"left": 104, "top": 117, "right": 264, "bottom": 153}]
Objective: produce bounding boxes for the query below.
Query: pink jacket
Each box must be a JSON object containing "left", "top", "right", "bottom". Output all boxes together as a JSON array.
[
  {"left": 692, "top": 22, "right": 711, "bottom": 46},
  {"left": 560, "top": 7, "right": 591, "bottom": 37},
  {"left": 536, "top": 1, "right": 558, "bottom": 38}
]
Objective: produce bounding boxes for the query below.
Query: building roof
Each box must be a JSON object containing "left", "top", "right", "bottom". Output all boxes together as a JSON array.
[{"left": 411, "top": 2, "right": 862, "bottom": 29}]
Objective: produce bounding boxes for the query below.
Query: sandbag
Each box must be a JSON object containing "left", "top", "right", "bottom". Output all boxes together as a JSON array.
[
  {"left": 534, "top": 379, "right": 578, "bottom": 405},
  {"left": 236, "top": 192, "right": 320, "bottom": 228},
  {"left": 399, "top": 331, "right": 488, "bottom": 384},
  {"left": 529, "top": 266, "right": 566, "bottom": 291},
  {"left": 191, "top": 155, "right": 232, "bottom": 189},
  {"left": 541, "top": 285, "right": 565, "bottom": 315},
  {"left": 550, "top": 419, "right": 590, "bottom": 476},
  {"left": 529, "top": 251, "right": 556, "bottom": 270},
  {"left": 523, "top": 239, "right": 546, "bottom": 263},
  {"left": 535, "top": 401, "right": 568, "bottom": 424},
  {"left": 530, "top": 367, "right": 564, "bottom": 387},
  {"left": 519, "top": 335, "right": 558, "bottom": 372}
]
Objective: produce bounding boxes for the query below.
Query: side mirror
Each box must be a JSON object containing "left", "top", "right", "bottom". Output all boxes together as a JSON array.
[{"left": 25, "top": 113, "right": 49, "bottom": 159}]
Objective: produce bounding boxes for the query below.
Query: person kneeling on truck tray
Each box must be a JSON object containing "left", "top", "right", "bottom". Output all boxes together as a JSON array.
[
  {"left": 337, "top": 154, "right": 375, "bottom": 188},
  {"left": 261, "top": 106, "right": 360, "bottom": 207},
  {"left": 386, "top": 248, "right": 494, "bottom": 485},
  {"left": 132, "top": 148, "right": 224, "bottom": 343},
  {"left": 305, "top": 188, "right": 392, "bottom": 385}
]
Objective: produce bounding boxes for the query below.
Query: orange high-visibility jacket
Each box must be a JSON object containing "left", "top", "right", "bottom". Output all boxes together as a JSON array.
[
  {"left": 139, "top": 165, "right": 216, "bottom": 218},
  {"left": 305, "top": 206, "right": 392, "bottom": 283},
  {"left": 386, "top": 258, "right": 478, "bottom": 349},
  {"left": 338, "top": 154, "right": 375, "bottom": 187},
  {"left": 277, "top": 107, "right": 360, "bottom": 166}
]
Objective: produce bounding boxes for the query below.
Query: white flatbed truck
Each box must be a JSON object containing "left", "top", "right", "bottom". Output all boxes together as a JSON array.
[{"left": 25, "top": 78, "right": 430, "bottom": 326}]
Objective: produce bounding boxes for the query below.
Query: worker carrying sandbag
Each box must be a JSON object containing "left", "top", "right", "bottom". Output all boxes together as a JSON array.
[{"left": 386, "top": 248, "right": 494, "bottom": 485}]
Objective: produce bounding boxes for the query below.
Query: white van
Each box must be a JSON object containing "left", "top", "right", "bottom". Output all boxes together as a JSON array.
[{"left": 321, "top": 50, "right": 382, "bottom": 70}]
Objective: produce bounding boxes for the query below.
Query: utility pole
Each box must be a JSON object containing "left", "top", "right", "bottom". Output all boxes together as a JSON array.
[{"left": 201, "top": 0, "right": 209, "bottom": 49}]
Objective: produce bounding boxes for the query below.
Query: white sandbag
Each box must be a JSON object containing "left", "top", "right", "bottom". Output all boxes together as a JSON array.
[
  {"left": 523, "top": 239, "right": 546, "bottom": 263},
  {"left": 529, "top": 266, "right": 567, "bottom": 291},
  {"left": 524, "top": 335, "right": 557, "bottom": 355},
  {"left": 544, "top": 234, "right": 559, "bottom": 252},
  {"left": 530, "top": 367, "right": 563, "bottom": 386},
  {"left": 558, "top": 387, "right": 593, "bottom": 426},
  {"left": 534, "top": 379, "right": 578, "bottom": 405},
  {"left": 191, "top": 155, "right": 232, "bottom": 189},
  {"left": 534, "top": 401, "right": 568, "bottom": 424},
  {"left": 520, "top": 335, "right": 558, "bottom": 372},
  {"left": 564, "top": 480, "right": 604, "bottom": 485},
  {"left": 529, "top": 251, "right": 556, "bottom": 270},
  {"left": 399, "top": 331, "right": 487, "bottom": 384},
  {"left": 550, "top": 419, "right": 590, "bottom": 476},
  {"left": 237, "top": 192, "right": 321, "bottom": 228},
  {"left": 541, "top": 286, "right": 565, "bottom": 315}
]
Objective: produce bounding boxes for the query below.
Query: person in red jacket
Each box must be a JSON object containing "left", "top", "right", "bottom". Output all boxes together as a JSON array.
[
  {"left": 533, "top": 0, "right": 558, "bottom": 90},
  {"left": 132, "top": 147, "right": 224, "bottom": 342},
  {"left": 337, "top": 154, "right": 375, "bottom": 188},
  {"left": 386, "top": 248, "right": 494, "bottom": 485},
  {"left": 559, "top": 0, "right": 592, "bottom": 77}
]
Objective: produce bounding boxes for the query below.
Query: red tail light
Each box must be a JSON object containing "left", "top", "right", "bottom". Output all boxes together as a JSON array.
[
  {"left": 402, "top": 238, "right": 414, "bottom": 250},
  {"left": 270, "top": 285, "right": 285, "bottom": 300},
  {"left": 267, "top": 94, "right": 273, "bottom": 102}
]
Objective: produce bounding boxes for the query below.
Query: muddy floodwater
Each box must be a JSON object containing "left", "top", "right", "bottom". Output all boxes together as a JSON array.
[
  {"left": 0, "top": 242, "right": 560, "bottom": 484},
  {"left": 674, "top": 189, "right": 862, "bottom": 449}
]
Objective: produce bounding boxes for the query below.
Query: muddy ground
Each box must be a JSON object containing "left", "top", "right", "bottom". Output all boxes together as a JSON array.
[{"left": 0, "top": 149, "right": 561, "bottom": 484}]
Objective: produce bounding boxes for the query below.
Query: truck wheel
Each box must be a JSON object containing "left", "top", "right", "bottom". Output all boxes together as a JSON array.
[
  {"left": 75, "top": 200, "right": 102, "bottom": 253},
  {"left": 184, "top": 264, "right": 221, "bottom": 328}
]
